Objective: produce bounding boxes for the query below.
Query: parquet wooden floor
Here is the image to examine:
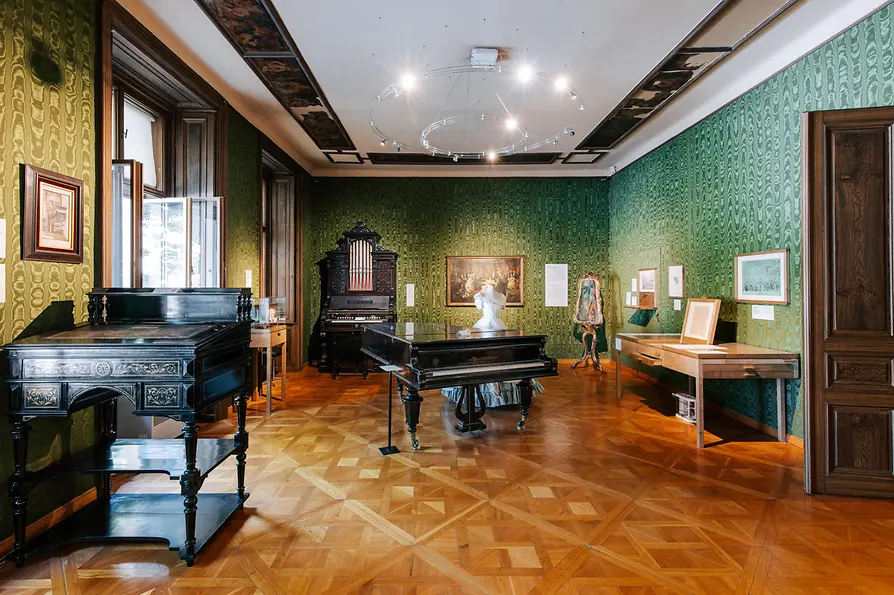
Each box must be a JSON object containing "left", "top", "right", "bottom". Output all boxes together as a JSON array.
[{"left": 3, "top": 362, "right": 894, "bottom": 594}]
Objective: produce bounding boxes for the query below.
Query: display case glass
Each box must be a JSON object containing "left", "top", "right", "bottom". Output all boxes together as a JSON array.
[{"left": 251, "top": 296, "right": 286, "bottom": 325}]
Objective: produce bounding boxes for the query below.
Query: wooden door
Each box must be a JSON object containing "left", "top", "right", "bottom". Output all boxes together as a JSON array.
[
  {"left": 804, "top": 107, "right": 894, "bottom": 497},
  {"left": 265, "top": 175, "right": 300, "bottom": 369}
]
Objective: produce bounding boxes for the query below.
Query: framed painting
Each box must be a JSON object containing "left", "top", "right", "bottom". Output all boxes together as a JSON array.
[
  {"left": 680, "top": 298, "right": 721, "bottom": 344},
  {"left": 447, "top": 256, "right": 524, "bottom": 306},
  {"left": 21, "top": 164, "right": 84, "bottom": 263},
  {"left": 573, "top": 272, "right": 603, "bottom": 325},
  {"left": 735, "top": 249, "right": 789, "bottom": 304},
  {"left": 668, "top": 264, "right": 685, "bottom": 298},
  {"left": 638, "top": 267, "right": 657, "bottom": 309}
]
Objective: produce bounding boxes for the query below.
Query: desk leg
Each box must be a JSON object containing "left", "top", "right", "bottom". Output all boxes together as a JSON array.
[
  {"left": 402, "top": 386, "right": 423, "bottom": 450},
  {"left": 251, "top": 349, "right": 260, "bottom": 400},
  {"left": 180, "top": 421, "right": 200, "bottom": 566},
  {"left": 696, "top": 367, "right": 705, "bottom": 448},
  {"left": 615, "top": 349, "right": 623, "bottom": 400},
  {"left": 235, "top": 390, "right": 249, "bottom": 499},
  {"left": 266, "top": 346, "right": 273, "bottom": 415},
  {"left": 282, "top": 338, "right": 287, "bottom": 402},
  {"left": 777, "top": 378, "right": 787, "bottom": 443},
  {"left": 10, "top": 419, "right": 30, "bottom": 566}
]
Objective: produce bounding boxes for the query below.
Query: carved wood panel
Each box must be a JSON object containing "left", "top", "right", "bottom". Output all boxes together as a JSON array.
[
  {"left": 827, "top": 354, "right": 894, "bottom": 391},
  {"left": 830, "top": 405, "right": 893, "bottom": 476},
  {"left": 828, "top": 128, "right": 892, "bottom": 336}
]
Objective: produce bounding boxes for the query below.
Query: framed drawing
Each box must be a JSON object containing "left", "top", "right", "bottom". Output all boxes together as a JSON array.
[
  {"left": 680, "top": 298, "right": 721, "bottom": 344},
  {"left": 447, "top": 256, "right": 524, "bottom": 306},
  {"left": 638, "top": 267, "right": 657, "bottom": 309},
  {"left": 735, "top": 249, "right": 789, "bottom": 304},
  {"left": 668, "top": 264, "right": 685, "bottom": 298},
  {"left": 21, "top": 164, "right": 84, "bottom": 263}
]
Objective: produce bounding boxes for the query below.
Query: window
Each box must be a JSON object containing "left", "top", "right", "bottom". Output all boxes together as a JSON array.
[{"left": 122, "top": 97, "right": 164, "bottom": 190}]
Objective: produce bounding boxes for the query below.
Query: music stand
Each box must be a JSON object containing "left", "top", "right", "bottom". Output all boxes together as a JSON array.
[{"left": 379, "top": 364, "right": 402, "bottom": 455}]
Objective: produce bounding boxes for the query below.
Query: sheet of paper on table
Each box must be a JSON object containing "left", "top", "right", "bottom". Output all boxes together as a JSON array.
[{"left": 664, "top": 344, "right": 728, "bottom": 353}]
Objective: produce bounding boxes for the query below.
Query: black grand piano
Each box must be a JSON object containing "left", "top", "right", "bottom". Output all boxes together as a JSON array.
[
  {"left": 361, "top": 322, "right": 558, "bottom": 449},
  {"left": 4, "top": 288, "right": 252, "bottom": 567}
]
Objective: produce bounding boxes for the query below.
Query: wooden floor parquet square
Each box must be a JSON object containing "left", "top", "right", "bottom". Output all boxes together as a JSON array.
[{"left": 2, "top": 364, "right": 893, "bottom": 594}]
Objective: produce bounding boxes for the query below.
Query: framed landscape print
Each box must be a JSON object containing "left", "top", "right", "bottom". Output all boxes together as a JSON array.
[
  {"left": 21, "top": 164, "right": 84, "bottom": 263},
  {"left": 447, "top": 256, "right": 524, "bottom": 306},
  {"left": 668, "top": 264, "right": 685, "bottom": 298},
  {"left": 735, "top": 249, "right": 789, "bottom": 304}
]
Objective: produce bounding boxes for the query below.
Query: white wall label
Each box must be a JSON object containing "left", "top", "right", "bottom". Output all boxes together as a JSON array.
[
  {"left": 0, "top": 263, "right": 6, "bottom": 303},
  {"left": 544, "top": 264, "right": 568, "bottom": 307},
  {"left": 752, "top": 304, "right": 775, "bottom": 321},
  {"left": 245, "top": 269, "right": 252, "bottom": 289},
  {"left": 631, "top": 295, "right": 638, "bottom": 307},
  {"left": 0, "top": 218, "right": 6, "bottom": 259},
  {"left": 673, "top": 299, "right": 682, "bottom": 311},
  {"left": 615, "top": 337, "right": 621, "bottom": 351},
  {"left": 406, "top": 283, "right": 415, "bottom": 306},
  {"left": 625, "top": 292, "right": 632, "bottom": 306},
  {"left": 631, "top": 278, "right": 637, "bottom": 292}
]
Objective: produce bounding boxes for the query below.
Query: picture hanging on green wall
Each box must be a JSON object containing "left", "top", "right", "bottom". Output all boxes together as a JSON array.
[
  {"left": 735, "top": 249, "right": 790, "bottom": 304},
  {"left": 446, "top": 256, "right": 524, "bottom": 306}
]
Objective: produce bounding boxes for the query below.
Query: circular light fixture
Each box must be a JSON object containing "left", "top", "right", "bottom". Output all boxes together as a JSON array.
[{"left": 370, "top": 62, "right": 584, "bottom": 161}]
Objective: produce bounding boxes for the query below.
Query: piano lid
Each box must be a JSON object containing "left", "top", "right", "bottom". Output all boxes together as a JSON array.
[
  {"left": 365, "top": 322, "right": 533, "bottom": 344},
  {"left": 7, "top": 322, "right": 225, "bottom": 347}
]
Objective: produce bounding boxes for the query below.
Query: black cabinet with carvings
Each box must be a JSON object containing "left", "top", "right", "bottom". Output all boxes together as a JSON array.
[{"left": 4, "top": 288, "right": 252, "bottom": 567}]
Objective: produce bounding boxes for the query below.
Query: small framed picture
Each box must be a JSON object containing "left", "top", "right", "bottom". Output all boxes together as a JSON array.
[
  {"left": 668, "top": 264, "right": 685, "bottom": 298},
  {"left": 638, "top": 268, "right": 656, "bottom": 292},
  {"left": 21, "top": 164, "right": 84, "bottom": 263},
  {"left": 735, "top": 249, "right": 789, "bottom": 304}
]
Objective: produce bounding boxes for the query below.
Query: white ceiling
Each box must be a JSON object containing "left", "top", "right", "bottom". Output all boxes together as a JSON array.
[{"left": 120, "top": 0, "right": 891, "bottom": 177}]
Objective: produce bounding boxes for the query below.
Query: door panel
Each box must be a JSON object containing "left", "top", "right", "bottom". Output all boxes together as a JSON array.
[
  {"left": 829, "top": 128, "right": 892, "bottom": 336},
  {"left": 830, "top": 406, "right": 893, "bottom": 476},
  {"left": 805, "top": 107, "right": 894, "bottom": 497}
]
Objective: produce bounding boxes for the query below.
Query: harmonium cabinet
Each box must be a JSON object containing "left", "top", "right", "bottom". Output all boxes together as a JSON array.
[{"left": 4, "top": 288, "right": 253, "bottom": 567}]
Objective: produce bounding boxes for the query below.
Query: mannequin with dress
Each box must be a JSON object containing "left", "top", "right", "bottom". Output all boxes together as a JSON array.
[{"left": 442, "top": 279, "right": 543, "bottom": 407}]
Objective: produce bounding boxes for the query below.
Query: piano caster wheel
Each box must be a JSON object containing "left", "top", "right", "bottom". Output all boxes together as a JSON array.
[
  {"left": 410, "top": 433, "right": 421, "bottom": 450},
  {"left": 517, "top": 417, "right": 527, "bottom": 430}
]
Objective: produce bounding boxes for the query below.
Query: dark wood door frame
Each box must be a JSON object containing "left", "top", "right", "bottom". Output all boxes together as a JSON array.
[
  {"left": 803, "top": 106, "right": 894, "bottom": 497},
  {"left": 99, "top": 0, "right": 228, "bottom": 288}
]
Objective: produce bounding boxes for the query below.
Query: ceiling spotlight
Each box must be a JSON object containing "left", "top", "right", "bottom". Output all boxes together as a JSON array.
[
  {"left": 517, "top": 65, "right": 534, "bottom": 82},
  {"left": 554, "top": 77, "right": 569, "bottom": 91},
  {"left": 565, "top": 127, "right": 575, "bottom": 137},
  {"left": 552, "top": 138, "right": 560, "bottom": 145},
  {"left": 505, "top": 118, "right": 518, "bottom": 130},
  {"left": 487, "top": 151, "right": 497, "bottom": 160},
  {"left": 453, "top": 155, "right": 459, "bottom": 162},
  {"left": 395, "top": 143, "right": 401, "bottom": 152},
  {"left": 380, "top": 139, "right": 387, "bottom": 146},
  {"left": 400, "top": 73, "right": 416, "bottom": 91}
]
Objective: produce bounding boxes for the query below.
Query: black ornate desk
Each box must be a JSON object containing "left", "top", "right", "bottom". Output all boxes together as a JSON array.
[{"left": 4, "top": 288, "right": 252, "bottom": 566}]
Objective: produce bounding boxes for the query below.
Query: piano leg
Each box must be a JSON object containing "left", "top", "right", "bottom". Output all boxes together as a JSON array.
[
  {"left": 518, "top": 379, "right": 533, "bottom": 429},
  {"left": 234, "top": 390, "right": 250, "bottom": 499},
  {"left": 401, "top": 386, "right": 423, "bottom": 449},
  {"left": 454, "top": 385, "right": 487, "bottom": 433},
  {"left": 10, "top": 419, "right": 30, "bottom": 567},
  {"left": 180, "top": 420, "right": 200, "bottom": 566}
]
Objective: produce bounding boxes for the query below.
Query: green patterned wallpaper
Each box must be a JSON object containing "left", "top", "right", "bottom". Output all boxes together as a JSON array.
[
  {"left": 0, "top": 0, "right": 97, "bottom": 539},
  {"left": 226, "top": 106, "right": 260, "bottom": 295},
  {"left": 304, "top": 177, "right": 611, "bottom": 359},
  {"left": 608, "top": 6, "right": 894, "bottom": 439}
]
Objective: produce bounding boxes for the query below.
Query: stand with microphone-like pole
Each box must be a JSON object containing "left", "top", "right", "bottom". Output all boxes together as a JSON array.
[{"left": 378, "top": 364, "right": 402, "bottom": 455}]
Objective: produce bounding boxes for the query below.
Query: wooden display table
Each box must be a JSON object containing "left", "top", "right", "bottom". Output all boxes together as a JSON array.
[
  {"left": 251, "top": 324, "right": 287, "bottom": 414},
  {"left": 616, "top": 333, "right": 800, "bottom": 447}
]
